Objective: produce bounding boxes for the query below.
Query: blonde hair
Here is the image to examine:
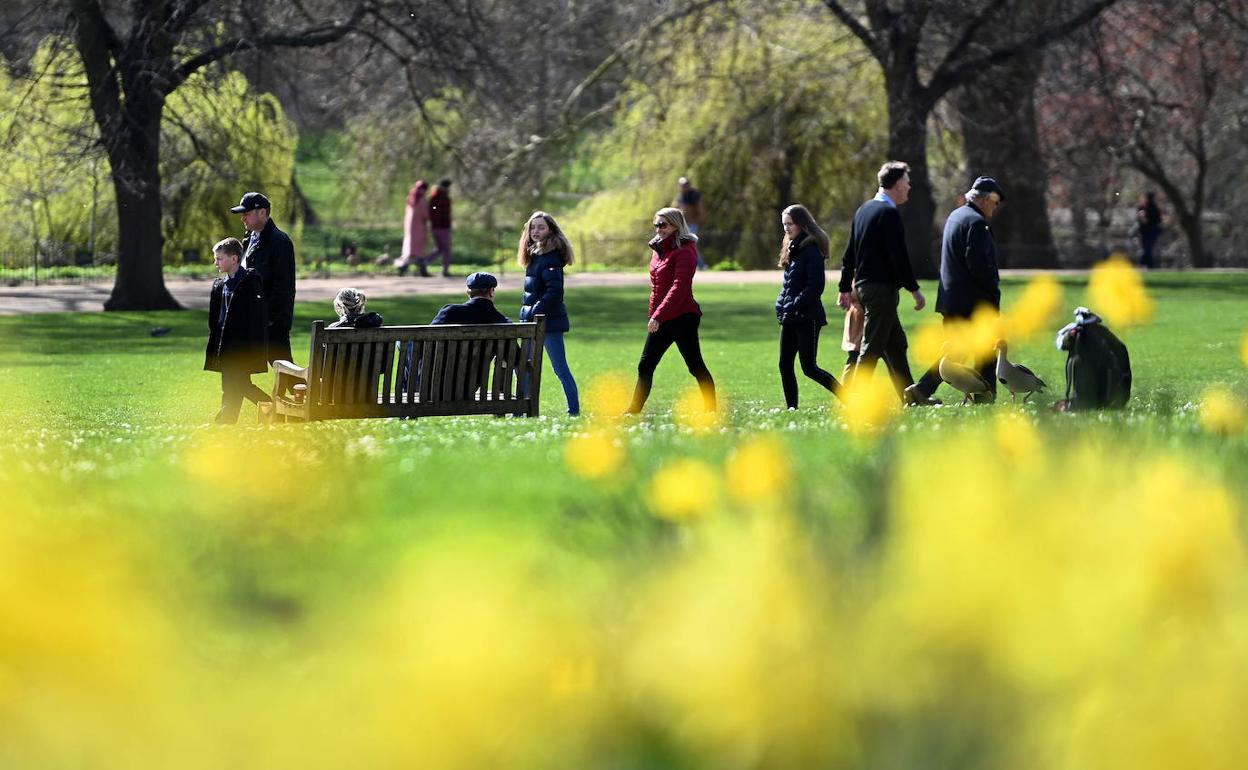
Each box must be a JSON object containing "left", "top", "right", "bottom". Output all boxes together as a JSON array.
[
  {"left": 654, "top": 207, "right": 697, "bottom": 243},
  {"left": 333, "top": 287, "right": 366, "bottom": 317},
  {"left": 778, "top": 204, "right": 830, "bottom": 267},
  {"left": 517, "top": 211, "right": 575, "bottom": 267}
]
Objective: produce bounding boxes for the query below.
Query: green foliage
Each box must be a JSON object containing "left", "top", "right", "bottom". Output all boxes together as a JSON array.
[
  {"left": 0, "top": 40, "right": 299, "bottom": 267},
  {"left": 162, "top": 70, "right": 300, "bottom": 261},
  {"left": 0, "top": 42, "right": 110, "bottom": 265},
  {"left": 563, "top": 5, "right": 887, "bottom": 267},
  {"left": 338, "top": 92, "right": 468, "bottom": 227}
]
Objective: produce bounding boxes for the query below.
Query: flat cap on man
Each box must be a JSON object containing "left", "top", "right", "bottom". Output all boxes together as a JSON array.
[
  {"left": 466, "top": 272, "right": 498, "bottom": 291},
  {"left": 230, "top": 192, "right": 272, "bottom": 213},
  {"left": 970, "top": 176, "right": 1006, "bottom": 201}
]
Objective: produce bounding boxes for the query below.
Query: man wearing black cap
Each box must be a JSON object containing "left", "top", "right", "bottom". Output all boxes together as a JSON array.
[
  {"left": 232, "top": 191, "right": 296, "bottom": 364},
  {"left": 430, "top": 272, "right": 510, "bottom": 325},
  {"left": 905, "top": 176, "right": 1005, "bottom": 405}
]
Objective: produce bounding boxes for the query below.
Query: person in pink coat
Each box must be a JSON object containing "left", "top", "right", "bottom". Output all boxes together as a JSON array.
[{"left": 398, "top": 180, "right": 431, "bottom": 276}]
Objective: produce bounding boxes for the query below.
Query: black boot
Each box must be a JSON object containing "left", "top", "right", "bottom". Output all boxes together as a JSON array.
[{"left": 418, "top": 261, "right": 430, "bottom": 277}]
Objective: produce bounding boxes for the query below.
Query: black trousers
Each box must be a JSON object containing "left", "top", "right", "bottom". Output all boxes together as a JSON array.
[
  {"left": 217, "top": 368, "right": 271, "bottom": 424},
  {"left": 854, "top": 282, "right": 915, "bottom": 398},
  {"left": 627, "top": 312, "right": 716, "bottom": 413},
  {"left": 778, "top": 321, "right": 840, "bottom": 409},
  {"left": 914, "top": 314, "right": 998, "bottom": 401}
]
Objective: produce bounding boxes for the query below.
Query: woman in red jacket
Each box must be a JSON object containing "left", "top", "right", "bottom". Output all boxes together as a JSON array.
[{"left": 625, "top": 207, "right": 717, "bottom": 414}]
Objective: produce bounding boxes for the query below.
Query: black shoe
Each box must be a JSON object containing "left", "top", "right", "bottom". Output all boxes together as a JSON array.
[
  {"left": 903, "top": 384, "right": 942, "bottom": 407},
  {"left": 441, "top": 269, "right": 451, "bottom": 278},
  {"left": 418, "top": 263, "right": 430, "bottom": 277}
]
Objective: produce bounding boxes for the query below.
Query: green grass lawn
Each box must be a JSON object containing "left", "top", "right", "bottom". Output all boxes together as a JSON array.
[
  {"left": 2, "top": 274, "right": 1247, "bottom": 768},
  {"left": 3, "top": 273, "right": 1244, "bottom": 426}
]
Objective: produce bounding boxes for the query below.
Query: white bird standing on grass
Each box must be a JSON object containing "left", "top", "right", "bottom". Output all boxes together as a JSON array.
[
  {"left": 995, "top": 341, "right": 1047, "bottom": 402},
  {"left": 938, "top": 355, "right": 995, "bottom": 404}
]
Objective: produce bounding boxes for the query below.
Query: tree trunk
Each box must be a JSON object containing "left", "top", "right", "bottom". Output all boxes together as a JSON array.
[
  {"left": 103, "top": 109, "right": 180, "bottom": 311},
  {"left": 885, "top": 72, "right": 938, "bottom": 280},
  {"left": 954, "top": 53, "right": 1059, "bottom": 268},
  {"left": 1175, "top": 210, "right": 1208, "bottom": 268}
]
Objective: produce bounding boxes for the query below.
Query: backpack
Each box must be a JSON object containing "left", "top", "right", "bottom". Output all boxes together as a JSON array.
[{"left": 1055, "top": 309, "right": 1132, "bottom": 410}]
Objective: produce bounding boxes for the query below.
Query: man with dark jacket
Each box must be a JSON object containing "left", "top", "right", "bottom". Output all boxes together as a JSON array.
[
  {"left": 431, "top": 272, "right": 510, "bottom": 324},
  {"left": 232, "top": 192, "right": 296, "bottom": 363},
  {"left": 907, "top": 176, "right": 1005, "bottom": 405},
  {"left": 204, "top": 237, "right": 270, "bottom": 424},
  {"left": 837, "top": 160, "right": 926, "bottom": 399},
  {"left": 416, "top": 272, "right": 510, "bottom": 397}
]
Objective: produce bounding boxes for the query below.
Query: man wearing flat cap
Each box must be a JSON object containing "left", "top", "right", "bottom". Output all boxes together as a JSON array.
[
  {"left": 231, "top": 191, "right": 296, "bottom": 364},
  {"left": 905, "top": 175, "right": 1005, "bottom": 405},
  {"left": 430, "top": 272, "right": 511, "bottom": 325}
]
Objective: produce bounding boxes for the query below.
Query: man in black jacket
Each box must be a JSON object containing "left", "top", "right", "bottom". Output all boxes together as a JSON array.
[
  {"left": 907, "top": 176, "right": 1005, "bottom": 404},
  {"left": 431, "top": 272, "right": 511, "bottom": 324},
  {"left": 837, "top": 161, "right": 926, "bottom": 399},
  {"left": 232, "top": 192, "right": 296, "bottom": 363}
]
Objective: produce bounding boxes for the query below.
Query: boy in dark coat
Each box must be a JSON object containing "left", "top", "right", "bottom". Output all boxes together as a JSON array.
[{"left": 205, "top": 237, "right": 271, "bottom": 424}]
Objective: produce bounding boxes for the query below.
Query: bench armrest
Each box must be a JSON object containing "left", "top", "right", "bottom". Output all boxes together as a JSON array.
[
  {"left": 271, "top": 359, "right": 308, "bottom": 402},
  {"left": 272, "top": 359, "right": 308, "bottom": 380}
]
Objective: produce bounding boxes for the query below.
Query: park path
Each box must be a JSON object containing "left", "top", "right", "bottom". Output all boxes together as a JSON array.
[
  {"left": 0, "top": 268, "right": 1220, "bottom": 316},
  {"left": 1, "top": 271, "right": 776, "bottom": 315}
]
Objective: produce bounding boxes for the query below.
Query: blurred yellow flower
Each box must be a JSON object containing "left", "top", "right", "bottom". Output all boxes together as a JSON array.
[
  {"left": 1088, "top": 255, "right": 1155, "bottom": 328},
  {"left": 583, "top": 371, "right": 634, "bottom": 417},
  {"left": 1003, "top": 275, "right": 1064, "bottom": 341},
  {"left": 1199, "top": 385, "right": 1246, "bottom": 436},
  {"left": 674, "top": 386, "right": 723, "bottom": 434},
  {"left": 625, "top": 521, "right": 849, "bottom": 768},
  {"left": 912, "top": 316, "right": 946, "bottom": 366},
  {"left": 648, "top": 458, "right": 719, "bottom": 522},
  {"left": 565, "top": 427, "right": 626, "bottom": 480},
  {"left": 724, "top": 434, "right": 791, "bottom": 506},
  {"left": 994, "top": 411, "right": 1043, "bottom": 462},
  {"left": 840, "top": 371, "right": 899, "bottom": 436}
]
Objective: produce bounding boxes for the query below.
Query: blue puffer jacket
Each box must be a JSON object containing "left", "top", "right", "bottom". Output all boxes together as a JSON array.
[
  {"left": 775, "top": 235, "right": 828, "bottom": 326},
  {"left": 519, "top": 250, "right": 570, "bottom": 333}
]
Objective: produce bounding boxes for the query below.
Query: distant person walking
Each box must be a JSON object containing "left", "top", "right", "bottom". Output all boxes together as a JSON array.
[
  {"left": 836, "top": 161, "right": 926, "bottom": 400},
  {"left": 906, "top": 176, "right": 1006, "bottom": 406},
  {"left": 674, "top": 176, "right": 708, "bottom": 270},
  {"left": 204, "top": 237, "right": 270, "bottom": 424},
  {"left": 398, "top": 180, "right": 431, "bottom": 277},
  {"left": 518, "top": 211, "right": 580, "bottom": 416},
  {"left": 775, "top": 204, "right": 841, "bottom": 409},
  {"left": 422, "top": 178, "right": 454, "bottom": 278},
  {"left": 625, "top": 207, "right": 717, "bottom": 414},
  {"left": 232, "top": 192, "right": 296, "bottom": 364},
  {"left": 1136, "top": 191, "right": 1162, "bottom": 270}
]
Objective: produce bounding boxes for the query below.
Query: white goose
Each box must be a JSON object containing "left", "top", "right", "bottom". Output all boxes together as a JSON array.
[
  {"left": 994, "top": 341, "right": 1047, "bottom": 402},
  {"left": 938, "top": 355, "right": 995, "bottom": 405}
]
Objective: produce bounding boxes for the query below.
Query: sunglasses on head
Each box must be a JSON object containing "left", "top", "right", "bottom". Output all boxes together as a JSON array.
[{"left": 653, "top": 221, "right": 670, "bottom": 229}]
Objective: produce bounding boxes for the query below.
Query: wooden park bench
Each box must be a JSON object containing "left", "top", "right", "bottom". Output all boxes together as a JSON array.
[{"left": 270, "top": 317, "right": 545, "bottom": 421}]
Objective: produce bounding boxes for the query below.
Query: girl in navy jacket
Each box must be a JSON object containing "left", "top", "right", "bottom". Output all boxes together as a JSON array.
[
  {"left": 518, "top": 211, "right": 580, "bottom": 415},
  {"left": 775, "top": 204, "right": 841, "bottom": 409}
]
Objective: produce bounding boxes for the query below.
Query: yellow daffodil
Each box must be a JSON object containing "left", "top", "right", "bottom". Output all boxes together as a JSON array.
[
  {"left": 1088, "top": 255, "right": 1155, "bottom": 328},
  {"left": 648, "top": 458, "right": 719, "bottom": 522}
]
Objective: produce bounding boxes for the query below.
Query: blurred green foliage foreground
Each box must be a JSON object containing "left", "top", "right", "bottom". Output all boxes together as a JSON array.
[{"left": 2, "top": 272, "right": 1247, "bottom": 769}]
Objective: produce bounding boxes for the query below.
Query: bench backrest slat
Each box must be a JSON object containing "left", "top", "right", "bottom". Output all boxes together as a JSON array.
[{"left": 300, "top": 319, "right": 544, "bottom": 420}]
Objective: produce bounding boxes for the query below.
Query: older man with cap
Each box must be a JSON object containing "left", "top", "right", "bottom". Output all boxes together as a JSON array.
[
  {"left": 231, "top": 192, "right": 296, "bottom": 364},
  {"left": 430, "top": 272, "right": 511, "bottom": 325},
  {"left": 905, "top": 175, "right": 1006, "bottom": 405}
]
